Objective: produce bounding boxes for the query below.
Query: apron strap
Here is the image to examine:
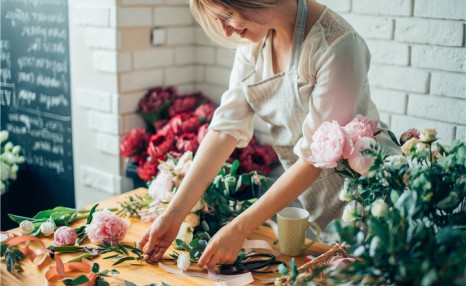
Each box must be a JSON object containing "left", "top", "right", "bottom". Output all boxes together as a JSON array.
[{"left": 290, "top": 0, "right": 309, "bottom": 70}]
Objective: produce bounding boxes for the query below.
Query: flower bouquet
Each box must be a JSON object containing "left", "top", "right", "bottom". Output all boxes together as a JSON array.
[
  {"left": 120, "top": 86, "right": 280, "bottom": 185},
  {"left": 0, "top": 130, "right": 25, "bottom": 195},
  {"left": 275, "top": 116, "right": 466, "bottom": 285},
  {"left": 118, "top": 150, "right": 270, "bottom": 269}
]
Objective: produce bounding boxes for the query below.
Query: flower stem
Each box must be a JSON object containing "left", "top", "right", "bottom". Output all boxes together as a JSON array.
[{"left": 67, "top": 253, "right": 97, "bottom": 263}]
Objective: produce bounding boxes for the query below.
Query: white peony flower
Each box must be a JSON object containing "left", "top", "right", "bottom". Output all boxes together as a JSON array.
[
  {"left": 20, "top": 220, "right": 35, "bottom": 234},
  {"left": 174, "top": 151, "right": 193, "bottom": 177},
  {"left": 40, "top": 222, "right": 55, "bottom": 236},
  {"left": 176, "top": 222, "right": 193, "bottom": 244},
  {"left": 11, "top": 146, "right": 21, "bottom": 156},
  {"left": 371, "top": 199, "right": 389, "bottom": 218},
  {"left": 342, "top": 204, "right": 357, "bottom": 222},
  {"left": 4, "top": 142, "right": 13, "bottom": 152},
  {"left": 177, "top": 252, "right": 191, "bottom": 271}
]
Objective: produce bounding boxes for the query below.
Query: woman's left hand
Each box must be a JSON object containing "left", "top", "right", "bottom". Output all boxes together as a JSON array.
[{"left": 198, "top": 223, "right": 247, "bottom": 269}]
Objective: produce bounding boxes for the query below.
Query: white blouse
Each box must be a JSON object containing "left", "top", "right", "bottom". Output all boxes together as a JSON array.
[{"left": 209, "top": 8, "right": 381, "bottom": 166}]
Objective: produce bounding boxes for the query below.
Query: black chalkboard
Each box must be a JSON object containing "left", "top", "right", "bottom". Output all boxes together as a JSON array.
[{"left": 1, "top": 0, "right": 74, "bottom": 230}]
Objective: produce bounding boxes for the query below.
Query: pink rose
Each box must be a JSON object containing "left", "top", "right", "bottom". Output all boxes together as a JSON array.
[
  {"left": 348, "top": 137, "right": 377, "bottom": 177},
  {"left": 53, "top": 226, "right": 77, "bottom": 246},
  {"left": 344, "top": 114, "right": 379, "bottom": 144},
  {"left": 85, "top": 209, "right": 129, "bottom": 244},
  {"left": 310, "top": 121, "right": 353, "bottom": 168},
  {"left": 399, "top": 128, "right": 420, "bottom": 145}
]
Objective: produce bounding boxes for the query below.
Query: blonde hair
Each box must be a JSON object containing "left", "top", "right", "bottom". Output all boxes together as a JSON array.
[{"left": 190, "top": 0, "right": 280, "bottom": 48}]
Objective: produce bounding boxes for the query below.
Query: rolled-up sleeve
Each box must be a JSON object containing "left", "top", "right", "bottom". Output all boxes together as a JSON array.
[
  {"left": 208, "top": 46, "right": 255, "bottom": 148},
  {"left": 294, "top": 32, "right": 372, "bottom": 164}
]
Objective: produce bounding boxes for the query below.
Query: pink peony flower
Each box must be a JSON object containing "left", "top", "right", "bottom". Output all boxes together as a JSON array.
[
  {"left": 197, "top": 124, "right": 209, "bottom": 144},
  {"left": 344, "top": 114, "right": 379, "bottom": 144},
  {"left": 176, "top": 133, "right": 199, "bottom": 153},
  {"left": 148, "top": 172, "right": 175, "bottom": 202},
  {"left": 348, "top": 137, "right": 378, "bottom": 177},
  {"left": 85, "top": 209, "right": 129, "bottom": 244},
  {"left": 310, "top": 121, "right": 354, "bottom": 168},
  {"left": 53, "top": 226, "right": 77, "bottom": 246}
]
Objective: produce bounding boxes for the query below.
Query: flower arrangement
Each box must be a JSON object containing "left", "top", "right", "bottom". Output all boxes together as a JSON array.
[
  {"left": 118, "top": 150, "right": 270, "bottom": 270},
  {"left": 276, "top": 116, "right": 466, "bottom": 286},
  {"left": 0, "top": 130, "right": 25, "bottom": 194},
  {"left": 120, "top": 86, "right": 279, "bottom": 182}
]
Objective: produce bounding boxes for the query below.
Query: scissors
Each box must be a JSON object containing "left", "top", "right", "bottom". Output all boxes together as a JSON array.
[{"left": 219, "top": 253, "right": 285, "bottom": 275}]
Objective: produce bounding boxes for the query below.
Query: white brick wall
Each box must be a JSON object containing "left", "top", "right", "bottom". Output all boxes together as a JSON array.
[{"left": 70, "top": 0, "right": 465, "bottom": 206}]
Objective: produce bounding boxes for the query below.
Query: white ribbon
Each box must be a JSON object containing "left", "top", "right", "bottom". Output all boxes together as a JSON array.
[{"left": 158, "top": 263, "right": 254, "bottom": 286}]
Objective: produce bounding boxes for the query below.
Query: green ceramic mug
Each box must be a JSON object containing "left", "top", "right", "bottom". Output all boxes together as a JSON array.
[{"left": 277, "top": 207, "right": 321, "bottom": 256}]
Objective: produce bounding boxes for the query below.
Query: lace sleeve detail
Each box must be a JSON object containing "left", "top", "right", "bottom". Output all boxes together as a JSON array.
[{"left": 319, "top": 10, "right": 354, "bottom": 46}]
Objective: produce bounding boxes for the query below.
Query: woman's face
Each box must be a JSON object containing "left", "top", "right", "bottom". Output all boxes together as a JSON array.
[{"left": 213, "top": 7, "right": 270, "bottom": 43}]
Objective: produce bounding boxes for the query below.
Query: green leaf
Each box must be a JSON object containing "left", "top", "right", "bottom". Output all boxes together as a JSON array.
[
  {"left": 86, "top": 204, "right": 99, "bottom": 225},
  {"left": 230, "top": 160, "right": 239, "bottom": 176},
  {"left": 1, "top": 244, "right": 8, "bottom": 256},
  {"left": 111, "top": 269, "right": 120, "bottom": 275},
  {"left": 124, "top": 280, "right": 138, "bottom": 286},
  {"left": 387, "top": 130, "right": 401, "bottom": 146},
  {"left": 161, "top": 282, "right": 172, "bottom": 286},
  {"left": 7, "top": 214, "right": 42, "bottom": 224},
  {"left": 92, "top": 263, "right": 100, "bottom": 273},
  {"left": 112, "top": 257, "right": 136, "bottom": 266},
  {"left": 290, "top": 258, "right": 299, "bottom": 281},
  {"left": 96, "top": 279, "right": 110, "bottom": 286},
  {"left": 70, "top": 275, "right": 89, "bottom": 285},
  {"left": 201, "top": 220, "right": 209, "bottom": 232}
]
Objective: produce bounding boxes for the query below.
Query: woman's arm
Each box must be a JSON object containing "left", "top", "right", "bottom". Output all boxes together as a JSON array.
[{"left": 198, "top": 158, "right": 322, "bottom": 268}]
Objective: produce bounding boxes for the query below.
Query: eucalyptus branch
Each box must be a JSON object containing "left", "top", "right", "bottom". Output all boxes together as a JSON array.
[{"left": 116, "top": 194, "right": 152, "bottom": 218}]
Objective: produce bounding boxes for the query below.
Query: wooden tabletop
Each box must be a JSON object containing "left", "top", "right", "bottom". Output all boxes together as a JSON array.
[{"left": 1, "top": 188, "right": 331, "bottom": 285}]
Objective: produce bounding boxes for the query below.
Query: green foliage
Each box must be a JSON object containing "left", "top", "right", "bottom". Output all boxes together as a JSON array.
[{"left": 327, "top": 139, "right": 466, "bottom": 285}]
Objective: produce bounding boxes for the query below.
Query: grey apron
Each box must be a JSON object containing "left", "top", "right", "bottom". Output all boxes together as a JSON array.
[{"left": 240, "top": 0, "right": 345, "bottom": 235}]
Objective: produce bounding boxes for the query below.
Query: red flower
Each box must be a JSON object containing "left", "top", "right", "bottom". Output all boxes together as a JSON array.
[
  {"left": 138, "top": 86, "right": 177, "bottom": 113},
  {"left": 160, "top": 113, "right": 201, "bottom": 135},
  {"left": 153, "top": 119, "right": 169, "bottom": 131},
  {"left": 137, "top": 159, "right": 159, "bottom": 181},
  {"left": 120, "top": 129, "right": 150, "bottom": 162},
  {"left": 147, "top": 131, "right": 176, "bottom": 160},
  {"left": 197, "top": 124, "right": 209, "bottom": 144},
  {"left": 176, "top": 133, "right": 200, "bottom": 153},
  {"left": 262, "top": 144, "right": 280, "bottom": 166},
  {"left": 195, "top": 103, "right": 216, "bottom": 123},
  {"left": 168, "top": 95, "right": 198, "bottom": 117},
  {"left": 238, "top": 145, "right": 272, "bottom": 176}
]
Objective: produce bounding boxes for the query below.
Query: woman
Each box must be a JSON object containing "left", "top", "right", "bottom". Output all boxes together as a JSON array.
[{"left": 138, "top": 0, "right": 387, "bottom": 268}]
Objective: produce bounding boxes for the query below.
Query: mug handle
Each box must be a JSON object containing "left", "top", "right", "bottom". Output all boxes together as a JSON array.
[{"left": 301, "top": 222, "right": 321, "bottom": 251}]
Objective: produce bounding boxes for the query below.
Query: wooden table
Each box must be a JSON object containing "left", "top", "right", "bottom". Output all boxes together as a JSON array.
[{"left": 1, "top": 188, "right": 331, "bottom": 285}]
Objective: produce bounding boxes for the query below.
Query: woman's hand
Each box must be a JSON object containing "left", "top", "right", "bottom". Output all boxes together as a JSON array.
[
  {"left": 198, "top": 223, "right": 247, "bottom": 269},
  {"left": 137, "top": 213, "right": 183, "bottom": 261}
]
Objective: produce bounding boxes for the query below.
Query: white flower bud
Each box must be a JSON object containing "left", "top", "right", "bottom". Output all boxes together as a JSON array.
[
  {"left": 0, "top": 131, "right": 8, "bottom": 143},
  {"left": 175, "top": 222, "right": 193, "bottom": 244},
  {"left": 11, "top": 146, "right": 21, "bottom": 155},
  {"left": 419, "top": 128, "right": 437, "bottom": 143},
  {"left": 342, "top": 204, "right": 357, "bottom": 222},
  {"left": 370, "top": 199, "right": 389, "bottom": 218},
  {"left": 385, "top": 155, "right": 407, "bottom": 170},
  {"left": 9, "top": 164, "right": 18, "bottom": 180},
  {"left": 4, "top": 142, "right": 13, "bottom": 152},
  {"left": 20, "top": 220, "right": 35, "bottom": 235},
  {"left": 177, "top": 252, "right": 191, "bottom": 271},
  {"left": 191, "top": 199, "right": 204, "bottom": 212},
  {"left": 339, "top": 187, "right": 352, "bottom": 202},
  {"left": 1, "top": 162, "right": 10, "bottom": 181},
  {"left": 40, "top": 222, "right": 55, "bottom": 236}
]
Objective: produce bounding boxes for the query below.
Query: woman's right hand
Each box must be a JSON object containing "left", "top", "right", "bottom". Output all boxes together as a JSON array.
[{"left": 137, "top": 213, "right": 182, "bottom": 261}]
